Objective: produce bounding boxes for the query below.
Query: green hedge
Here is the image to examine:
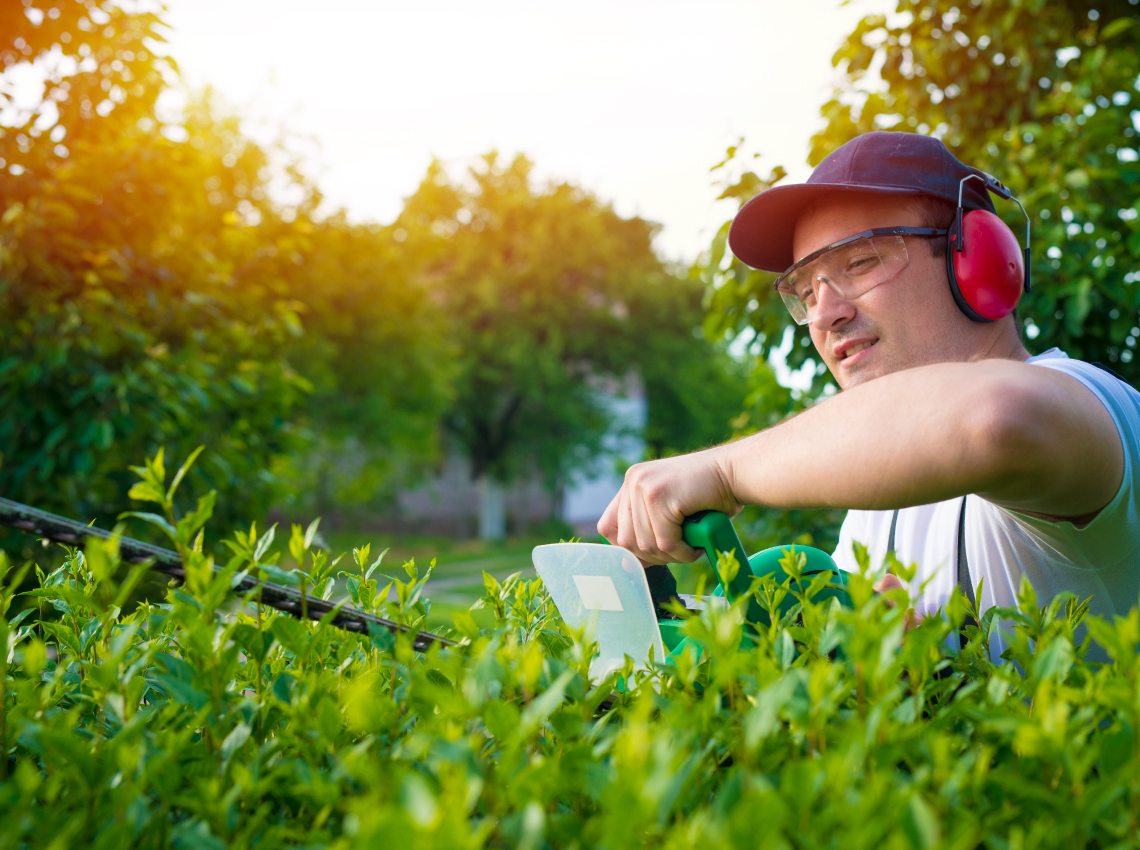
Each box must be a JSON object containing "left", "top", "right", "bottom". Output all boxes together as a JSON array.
[{"left": 2, "top": 454, "right": 1139, "bottom": 849}]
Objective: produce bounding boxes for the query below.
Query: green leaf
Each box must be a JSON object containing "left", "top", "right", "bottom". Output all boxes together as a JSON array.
[
  {"left": 1033, "top": 637, "right": 1075, "bottom": 682},
  {"left": 78, "top": 617, "right": 101, "bottom": 654},
  {"left": 39, "top": 620, "right": 81, "bottom": 657},
  {"left": 165, "top": 445, "right": 205, "bottom": 506},
  {"left": 220, "top": 722, "right": 251, "bottom": 763},
  {"left": 126, "top": 480, "right": 167, "bottom": 507},
  {"left": 22, "top": 585, "right": 95, "bottom": 616},
  {"left": 715, "top": 548, "right": 740, "bottom": 588},
  {"left": 170, "top": 820, "right": 227, "bottom": 850},
  {"left": 233, "top": 623, "right": 275, "bottom": 664},
  {"left": 272, "top": 672, "right": 294, "bottom": 704},
  {"left": 269, "top": 616, "right": 310, "bottom": 658},
  {"left": 253, "top": 524, "right": 277, "bottom": 563},
  {"left": 151, "top": 673, "right": 209, "bottom": 710},
  {"left": 175, "top": 491, "right": 216, "bottom": 547},
  {"left": 520, "top": 669, "right": 574, "bottom": 735},
  {"left": 483, "top": 571, "right": 502, "bottom": 597},
  {"left": 365, "top": 548, "right": 389, "bottom": 581},
  {"left": 483, "top": 700, "right": 521, "bottom": 740},
  {"left": 258, "top": 564, "right": 301, "bottom": 587},
  {"left": 904, "top": 794, "right": 940, "bottom": 850},
  {"left": 777, "top": 629, "right": 796, "bottom": 669},
  {"left": 119, "top": 511, "right": 177, "bottom": 542},
  {"left": 303, "top": 517, "right": 321, "bottom": 551},
  {"left": 1100, "top": 16, "right": 1135, "bottom": 40}
]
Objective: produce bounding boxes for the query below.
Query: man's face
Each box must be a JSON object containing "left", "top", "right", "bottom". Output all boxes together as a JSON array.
[{"left": 791, "top": 193, "right": 980, "bottom": 389}]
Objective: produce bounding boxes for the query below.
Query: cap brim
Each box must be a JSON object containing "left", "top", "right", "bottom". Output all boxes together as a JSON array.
[{"left": 727, "top": 183, "right": 922, "bottom": 273}]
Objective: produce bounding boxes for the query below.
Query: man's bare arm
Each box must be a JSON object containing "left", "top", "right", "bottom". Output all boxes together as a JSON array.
[{"left": 599, "top": 359, "right": 1123, "bottom": 565}]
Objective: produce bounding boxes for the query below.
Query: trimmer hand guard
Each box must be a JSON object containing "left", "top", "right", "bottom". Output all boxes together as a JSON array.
[{"left": 658, "top": 510, "right": 853, "bottom": 658}]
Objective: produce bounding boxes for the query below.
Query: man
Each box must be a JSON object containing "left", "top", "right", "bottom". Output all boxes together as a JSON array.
[{"left": 599, "top": 132, "right": 1140, "bottom": 655}]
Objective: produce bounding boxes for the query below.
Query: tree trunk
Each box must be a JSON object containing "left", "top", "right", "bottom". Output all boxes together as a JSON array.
[{"left": 476, "top": 477, "right": 506, "bottom": 540}]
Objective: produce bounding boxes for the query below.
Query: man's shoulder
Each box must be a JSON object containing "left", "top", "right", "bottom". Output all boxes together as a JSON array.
[
  {"left": 1028, "top": 348, "right": 1134, "bottom": 390},
  {"left": 1026, "top": 348, "right": 1140, "bottom": 420}
]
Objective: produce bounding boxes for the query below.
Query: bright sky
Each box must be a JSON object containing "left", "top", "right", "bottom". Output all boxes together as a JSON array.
[{"left": 163, "top": 0, "right": 888, "bottom": 263}]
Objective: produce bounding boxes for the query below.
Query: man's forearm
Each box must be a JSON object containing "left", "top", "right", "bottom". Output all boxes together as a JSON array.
[{"left": 715, "top": 359, "right": 1119, "bottom": 517}]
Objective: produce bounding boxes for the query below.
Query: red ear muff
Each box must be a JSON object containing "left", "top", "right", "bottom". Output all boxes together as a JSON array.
[
  {"left": 946, "top": 209, "right": 1025, "bottom": 322},
  {"left": 945, "top": 171, "right": 1032, "bottom": 323}
]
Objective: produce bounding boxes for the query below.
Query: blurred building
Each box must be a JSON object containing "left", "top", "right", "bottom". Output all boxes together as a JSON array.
[
  {"left": 560, "top": 390, "right": 646, "bottom": 537},
  {"left": 382, "top": 382, "right": 647, "bottom": 538}
]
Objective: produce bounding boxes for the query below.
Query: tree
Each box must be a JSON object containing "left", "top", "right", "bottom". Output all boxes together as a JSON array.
[
  {"left": 283, "top": 215, "right": 454, "bottom": 518},
  {"left": 397, "top": 153, "right": 750, "bottom": 537},
  {"left": 0, "top": 2, "right": 451, "bottom": 533},
  {"left": 0, "top": 3, "right": 301, "bottom": 526},
  {"left": 630, "top": 271, "right": 759, "bottom": 460}
]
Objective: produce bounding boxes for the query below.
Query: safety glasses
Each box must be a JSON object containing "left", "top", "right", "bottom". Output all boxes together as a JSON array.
[{"left": 774, "top": 227, "right": 947, "bottom": 325}]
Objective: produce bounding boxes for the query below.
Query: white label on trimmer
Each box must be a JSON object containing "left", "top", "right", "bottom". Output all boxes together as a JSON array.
[{"left": 572, "top": 575, "right": 624, "bottom": 611}]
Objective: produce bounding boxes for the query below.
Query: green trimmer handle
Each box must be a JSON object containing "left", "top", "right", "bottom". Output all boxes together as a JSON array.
[
  {"left": 679, "top": 510, "right": 852, "bottom": 627},
  {"left": 680, "top": 510, "right": 753, "bottom": 601},
  {"left": 680, "top": 510, "right": 765, "bottom": 623}
]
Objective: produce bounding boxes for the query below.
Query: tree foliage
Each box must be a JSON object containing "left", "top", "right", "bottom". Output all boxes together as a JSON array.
[
  {"left": 1, "top": 4, "right": 304, "bottom": 524},
  {"left": 397, "top": 153, "right": 748, "bottom": 488},
  {"left": 4, "top": 453, "right": 1140, "bottom": 847},
  {"left": 0, "top": 2, "right": 451, "bottom": 528},
  {"left": 278, "top": 214, "right": 453, "bottom": 517},
  {"left": 0, "top": 3, "right": 758, "bottom": 541}
]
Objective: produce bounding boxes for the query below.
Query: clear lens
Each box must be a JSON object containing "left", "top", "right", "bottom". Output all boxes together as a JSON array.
[{"left": 776, "top": 235, "right": 909, "bottom": 325}]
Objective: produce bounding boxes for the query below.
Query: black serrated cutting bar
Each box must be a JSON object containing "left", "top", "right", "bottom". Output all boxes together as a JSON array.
[{"left": 0, "top": 496, "right": 454, "bottom": 651}]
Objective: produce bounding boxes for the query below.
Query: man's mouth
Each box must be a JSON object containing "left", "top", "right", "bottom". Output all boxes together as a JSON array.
[{"left": 836, "top": 338, "right": 878, "bottom": 365}]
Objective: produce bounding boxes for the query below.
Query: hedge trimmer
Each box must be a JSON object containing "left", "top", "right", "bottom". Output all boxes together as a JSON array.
[
  {"left": 1, "top": 497, "right": 853, "bottom": 665},
  {"left": 0, "top": 496, "right": 454, "bottom": 652},
  {"left": 532, "top": 510, "right": 852, "bottom": 676}
]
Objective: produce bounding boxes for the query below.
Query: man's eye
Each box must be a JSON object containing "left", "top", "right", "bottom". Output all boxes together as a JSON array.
[{"left": 845, "top": 253, "right": 881, "bottom": 275}]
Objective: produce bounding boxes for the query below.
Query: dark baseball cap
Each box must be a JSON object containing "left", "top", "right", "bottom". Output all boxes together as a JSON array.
[{"left": 727, "top": 131, "right": 997, "bottom": 272}]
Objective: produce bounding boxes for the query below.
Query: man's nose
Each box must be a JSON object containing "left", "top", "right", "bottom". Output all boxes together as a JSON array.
[{"left": 810, "top": 279, "right": 856, "bottom": 331}]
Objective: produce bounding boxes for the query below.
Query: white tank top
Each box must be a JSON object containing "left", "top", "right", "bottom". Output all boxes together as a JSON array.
[{"left": 832, "top": 349, "right": 1140, "bottom": 661}]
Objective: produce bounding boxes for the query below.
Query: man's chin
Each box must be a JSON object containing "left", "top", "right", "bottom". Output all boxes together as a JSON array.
[
  {"left": 834, "top": 354, "right": 910, "bottom": 390},
  {"left": 829, "top": 341, "right": 886, "bottom": 389},
  {"left": 832, "top": 366, "right": 873, "bottom": 390},
  {"left": 839, "top": 369, "right": 880, "bottom": 389}
]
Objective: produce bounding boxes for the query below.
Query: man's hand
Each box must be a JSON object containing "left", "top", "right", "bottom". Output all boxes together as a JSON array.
[
  {"left": 598, "top": 447, "right": 743, "bottom": 565},
  {"left": 873, "top": 574, "right": 921, "bottom": 630}
]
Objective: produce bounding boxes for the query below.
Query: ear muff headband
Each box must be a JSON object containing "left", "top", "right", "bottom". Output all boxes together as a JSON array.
[{"left": 945, "top": 172, "right": 1032, "bottom": 323}]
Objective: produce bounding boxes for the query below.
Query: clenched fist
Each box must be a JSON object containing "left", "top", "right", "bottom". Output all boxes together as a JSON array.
[{"left": 597, "top": 445, "right": 743, "bottom": 565}]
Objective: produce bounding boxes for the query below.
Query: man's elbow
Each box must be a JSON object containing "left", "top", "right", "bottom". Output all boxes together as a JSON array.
[{"left": 962, "top": 377, "right": 1052, "bottom": 491}]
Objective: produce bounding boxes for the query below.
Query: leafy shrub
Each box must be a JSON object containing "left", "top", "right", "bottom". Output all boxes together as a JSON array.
[
  {"left": 3, "top": 454, "right": 1140, "bottom": 848},
  {"left": 0, "top": 6, "right": 453, "bottom": 532}
]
